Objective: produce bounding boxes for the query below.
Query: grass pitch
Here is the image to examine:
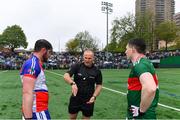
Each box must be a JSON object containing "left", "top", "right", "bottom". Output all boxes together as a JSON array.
[{"left": 0, "top": 68, "right": 180, "bottom": 119}]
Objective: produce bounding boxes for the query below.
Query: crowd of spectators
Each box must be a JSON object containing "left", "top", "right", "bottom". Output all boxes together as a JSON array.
[
  {"left": 0, "top": 51, "right": 30, "bottom": 70},
  {"left": 0, "top": 49, "right": 180, "bottom": 70},
  {"left": 146, "top": 50, "right": 180, "bottom": 60}
]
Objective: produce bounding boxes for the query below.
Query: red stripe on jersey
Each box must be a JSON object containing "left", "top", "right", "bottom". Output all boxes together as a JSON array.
[
  {"left": 128, "top": 74, "right": 158, "bottom": 90},
  {"left": 152, "top": 74, "right": 158, "bottom": 86},
  {"left": 35, "top": 92, "right": 48, "bottom": 112},
  {"left": 23, "top": 74, "right": 36, "bottom": 79},
  {"left": 128, "top": 77, "right": 142, "bottom": 90}
]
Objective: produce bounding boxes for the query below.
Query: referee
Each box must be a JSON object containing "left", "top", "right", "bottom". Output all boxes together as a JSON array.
[{"left": 64, "top": 49, "right": 103, "bottom": 120}]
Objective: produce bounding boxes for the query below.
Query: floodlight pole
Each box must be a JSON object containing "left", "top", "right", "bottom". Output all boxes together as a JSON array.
[
  {"left": 106, "top": 6, "right": 108, "bottom": 52},
  {"left": 101, "top": 1, "right": 113, "bottom": 60}
]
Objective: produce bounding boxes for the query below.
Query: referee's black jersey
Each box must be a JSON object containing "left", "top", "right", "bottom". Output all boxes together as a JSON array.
[{"left": 67, "top": 62, "right": 102, "bottom": 98}]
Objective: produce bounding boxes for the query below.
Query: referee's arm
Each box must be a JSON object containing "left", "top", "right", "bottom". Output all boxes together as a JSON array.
[
  {"left": 87, "top": 69, "right": 103, "bottom": 104},
  {"left": 64, "top": 72, "right": 78, "bottom": 96},
  {"left": 93, "top": 69, "right": 103, "bottom": 98},
  {"left": 63, "top": 73, "right": 74, "bottom": 85},
  {"left": 93, "top": 84, "right": 102, "bottom": 98},
  {"left": 86, "top": 84, "right": 102, "bottom": 104},
  {"left": 63, "top": 63, "right": 77, "bottom": 85}
]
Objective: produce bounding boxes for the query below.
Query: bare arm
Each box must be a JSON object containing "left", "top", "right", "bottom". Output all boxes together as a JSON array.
[
  {"left": 139, "top": 72, "right": 156, "bottom": 113},
  {"left": 93, "top": 84, "right": 102, "bottom": 97},
  {"left": 64, "top": 73, "right": 78, "bottom": 96},
  {"left": 63, "top": 73, "right": 74, "bottom": 85},
  {"left": 22, "top": 76, "right": 35, "bottom": 118},
  {"left": 87, "top": 84, "right": 102, "bottom": 104}
]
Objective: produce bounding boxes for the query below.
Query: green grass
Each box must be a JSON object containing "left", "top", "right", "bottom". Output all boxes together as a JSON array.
[{"left": 0, "top": 69, "right": 180, "bottom": 119}]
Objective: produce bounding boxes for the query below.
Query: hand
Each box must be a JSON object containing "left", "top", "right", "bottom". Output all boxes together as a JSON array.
[
  {"left": 130, "top": 105, "right": 145, "bottom": 117},
  {"left": 71, "top": 84, "right": 78, "bottom": 96},
  {"left": 22, "top": 114, "right": 32, "bottom": 120},
  {"left": 86, "top": 96, "right": 96, "bottom": 104}
]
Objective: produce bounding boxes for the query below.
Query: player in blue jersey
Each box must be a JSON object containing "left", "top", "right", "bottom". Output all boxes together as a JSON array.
[{"left": 20, "top": 39, "right": 53, "bottom": 119}]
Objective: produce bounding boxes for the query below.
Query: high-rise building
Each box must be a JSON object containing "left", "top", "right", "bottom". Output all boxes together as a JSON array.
[
  {"left": 174, "top": 12, "right": 180, "bottom": 27},
  {"left": 136, "top": 0, "right": 175, "bottom": 25},
  {"left": 135, "top": 0, "right": 175, "bottom": 50}
]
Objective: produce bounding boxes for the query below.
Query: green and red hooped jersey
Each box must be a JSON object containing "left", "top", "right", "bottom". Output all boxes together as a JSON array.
[{"left": 127, "top": 57, "right": 159, "bottom": 119}]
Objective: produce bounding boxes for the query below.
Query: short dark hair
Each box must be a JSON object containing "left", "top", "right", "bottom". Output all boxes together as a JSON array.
[
  {"left": 128, "top": 38, "right": 146, "bottom": 54},
  {"left": 34, "top": 39, "right": 53, "bottom": 52},
  {"left": 83, "top": 49, "right": 94, "bottom": 57}
]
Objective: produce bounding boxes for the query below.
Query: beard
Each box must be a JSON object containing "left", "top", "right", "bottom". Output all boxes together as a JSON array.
[{"left": 42, "top": 53, "right": 48, "bottom": 62}]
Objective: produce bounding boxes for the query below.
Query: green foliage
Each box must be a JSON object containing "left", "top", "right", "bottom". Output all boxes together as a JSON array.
[
  {"left": 175, "top": 38, "right": 180, "bottom": 48},
  {"left": 0, "top": 35, "right": 3, "bottom": 48},
  {"left": 110, "top": 13, "right": 136, "bottom": 52},
  {"left": 174, "top": 28, "right": 180, "bottom": 49},
  {"left": 65, "top": 38, "right": 79, "bottom": 52},
  {"left": 110, "top": 12, "right": 156, "bottom": 52},
  {"left": 155, "top": 21, "right": 178, "bottom": 51},
  {"left": 0, "top": 34, "right": 6, "bottom": 47},
  {"left": 107, "top": 41, "right": 118, "bottom": 52},
  {"left": 65, "top": 31, "right": 99, "bottom": 52},
  {"left": 135, "top": 12, "right": 155, "bottom": 51},
  {"left": 118, "top": 32, "right": 135, "bottom": 52},
  {"left": 1, "top": 25, "right": 28, "bottom": 51},
  {"left": 75, "top": 31, "right": 99, "bottom": 52}
]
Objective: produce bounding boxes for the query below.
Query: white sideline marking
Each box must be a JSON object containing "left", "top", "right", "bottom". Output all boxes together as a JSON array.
[
  {"left": 103, "top": 87, "right": 180, "bottom": 112},
  {"left": 0, "top": 70, "right": 8, "bottom": 73},
  {"left": 46, "top": 70, "right": 180, "bottom": 112},
  {"left": 46, "top": 70, "right": 64, "bottom": 77},
  {"left": 158, "top": 103, "right": 180, "bottom": 112},
  {"left": 102, "top": 86, "right": 127, "bottom": 95}
]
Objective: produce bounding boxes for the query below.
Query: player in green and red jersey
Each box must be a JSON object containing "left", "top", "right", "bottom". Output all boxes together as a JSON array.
[{"left": 125, "top": 38, "right": 159, "bottom": 119}]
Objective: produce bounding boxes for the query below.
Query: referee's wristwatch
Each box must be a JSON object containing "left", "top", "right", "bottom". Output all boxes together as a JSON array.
[{"left": 70, "top": 82, "right": 76, "bottom": 86}]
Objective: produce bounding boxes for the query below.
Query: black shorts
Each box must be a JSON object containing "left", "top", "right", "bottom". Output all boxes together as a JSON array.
[{"left": 68, "top": 95, "right": 94, "bottom": 117}]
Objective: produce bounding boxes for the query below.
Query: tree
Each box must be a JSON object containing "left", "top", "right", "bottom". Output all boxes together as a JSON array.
[
  {"left": 0, "top": 34, "right": 6, "bottom": 47},
  {"left": 65, "top": 31, "right": 99, "bottom": 53},
  {"left": 175, "top": 38, "right": 180, "bottom": 48},
  {"left": 1, "top": 25, "right": 28, "bottom": 52},
  {"left": 0, "top": 35, "right": 2, "bottom": 44},
  {"left": 65, "top": 38, "right": 79, "bottom": 53},
  {"left": 0, "top": 35, "right": 4, "bottom": 48},
  {"left": 109, "top": 12, "right": 156, "bottom": 52},
  {"left": 174, "top": 28, "right": 180, "bottom": 49},
  {"left": 110, "top": 13, "right": 136, "bottom": 52},
  {"left": 135, "top": 11, "right": 156, "bottom": 51},
  {"left": 75, "top": 31, "right": 99, "bottom": 52},
  {"left": 155, "top": 21, "right": 178, "bottom": 51}
]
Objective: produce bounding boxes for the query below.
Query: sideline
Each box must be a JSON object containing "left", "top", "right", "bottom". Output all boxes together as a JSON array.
[
  {"left": 0, "top": 70, "right": 8, "bottom": 73},
  {"left": 46, "top": 70, "right": 180, "bottom": 112}
]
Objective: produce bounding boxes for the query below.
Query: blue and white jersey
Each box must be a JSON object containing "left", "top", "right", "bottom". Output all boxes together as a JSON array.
[{"left": 20, "top": 55, "right": 49, "bottom": 112}]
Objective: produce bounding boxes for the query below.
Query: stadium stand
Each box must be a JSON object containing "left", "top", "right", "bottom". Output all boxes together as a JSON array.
[{"left": 0, "top": 50, "right": 180, "bottom": 70}]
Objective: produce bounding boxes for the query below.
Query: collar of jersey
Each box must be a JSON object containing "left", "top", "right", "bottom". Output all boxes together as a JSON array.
[{"left": 133, "top": 57, "right": 146, "bottom": 66}]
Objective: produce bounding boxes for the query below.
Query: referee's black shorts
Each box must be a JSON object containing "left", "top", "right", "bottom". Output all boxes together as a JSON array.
[{"left": 68, "top": 95, "right": 94, "bottom": 117}]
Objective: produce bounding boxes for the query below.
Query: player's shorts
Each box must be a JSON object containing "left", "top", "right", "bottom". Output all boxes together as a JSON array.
[
  {"left": 68, "top": 96, "right": 94, "bottom": 117},
  {"left": 33, "top": 110, "right": 51, "bottom": 119},
  {"left": 23, "top": 109, "right": 51, "bottom": 120}
]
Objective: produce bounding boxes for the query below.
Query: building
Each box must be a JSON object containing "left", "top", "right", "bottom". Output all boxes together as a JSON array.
[
  {"left": 158, "top": 40, "right": 176, "bottom": 49},
  {"left": 135, "top": 0, "right": 175, "bottom": 50},
  {"left": 136, "top": 0, "right": 175, "bottom": 25},
  {"left": 174, "top": 12, "right": 180, "bottom": 27}
]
